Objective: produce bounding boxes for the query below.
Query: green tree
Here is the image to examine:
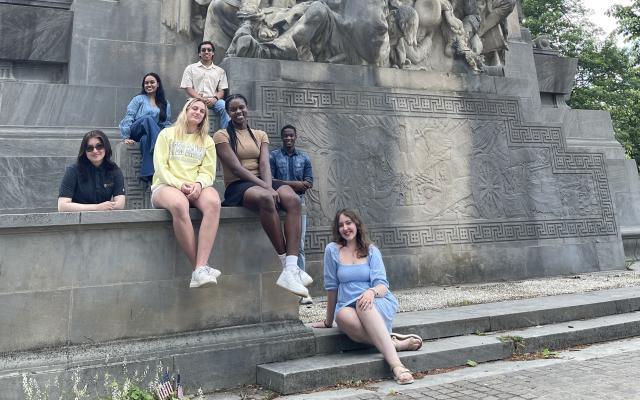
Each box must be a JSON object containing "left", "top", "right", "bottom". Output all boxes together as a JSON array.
[
  {"left": 522, "top": 0, "right": 640, "bottom": 167},
  {"left": 611, "top": 0, "right": 640, "bottom": 55}
]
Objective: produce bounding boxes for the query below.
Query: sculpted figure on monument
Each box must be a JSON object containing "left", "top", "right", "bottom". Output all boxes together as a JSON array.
[
  {"left": 213, "top": 0, "right": 392, "bottom": 66},
  {"left": 454, "top": 0, "right": 515, "bottom": 66},
  {"left": 387, "top": 2, "right": 419, "bottom": 68},
  {"left": 169, "top": 0, "right": 517, "bottom": 71},
  {"left": 395, "top": 0, "right": 480, "bottom": 71}
]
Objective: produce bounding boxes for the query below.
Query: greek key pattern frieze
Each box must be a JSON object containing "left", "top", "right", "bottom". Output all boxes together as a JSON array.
[
  {"left": 261, "top": 86, "right": 520, "bottom": 118},
  {"left": 305, "top": 218, "right": 616, "bottom": 254},
  {"left": 257, "top": 84, "right": 617, "bottom": 249}
]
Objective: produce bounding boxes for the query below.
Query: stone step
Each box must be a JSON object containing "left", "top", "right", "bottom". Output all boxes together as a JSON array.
[
  {"left": 0, "top": 126, "right": 121, "bottom": 157},
  {"left": 258, "top": 287, "right": 640, "bottom": 394},
  {"left": 313, "top": 287, "right": 640, "bottom": 355},
  {"left": 258, "top": 311, "right": 640, "bottom": 394}
]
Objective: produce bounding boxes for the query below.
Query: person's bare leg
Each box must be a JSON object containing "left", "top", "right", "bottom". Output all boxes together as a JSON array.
[
  {"left": 356, "top": 306, "right": 403, "bottom": 369},
  {"left": 191, "top": 187, "right": 221, "bottom": 266},
  {"left": 276, "top": 185, "right": 301, "bottom": 255},
  {"left": 336, "top": 307, "right": 373, "bottom": 344},
  {"left": 153, "top": 186, "right": 197, "bottom": 268},
  {"left": 243, "top": 186, "right": 286, "bottom": 254}
]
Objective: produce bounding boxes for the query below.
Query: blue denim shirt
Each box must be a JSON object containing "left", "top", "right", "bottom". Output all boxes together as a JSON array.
[{"left": 269, "top": 147, "right": 313, "bottom": 201}]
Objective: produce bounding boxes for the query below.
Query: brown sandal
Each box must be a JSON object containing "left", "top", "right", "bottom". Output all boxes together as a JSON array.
[{"left": 391, "top": 364, "right": 415, "bottom": 385}]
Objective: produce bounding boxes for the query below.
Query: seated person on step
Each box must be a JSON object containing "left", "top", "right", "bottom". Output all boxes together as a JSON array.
[
  {"left": 58, "top": 130, "right": 126, "bottom": 212},
  {"left": 312, "top": 208, "right": 423, "bottom": 385},
  {"left": 151, "top": 98, "right": 222, "bottom": 289},
  {"left": 119, "top": 72, "right": 172, "bottom": 181},
  {"left": 180, "top": 41, "right": 230, "bottom": 130},
  {"left": 213, "top": 93, "right": 312, "bottom": 299}
]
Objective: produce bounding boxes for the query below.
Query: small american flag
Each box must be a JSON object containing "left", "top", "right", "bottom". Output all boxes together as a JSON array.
[{"left": 155, "top": 371, "right": 175, "bottom": 400}]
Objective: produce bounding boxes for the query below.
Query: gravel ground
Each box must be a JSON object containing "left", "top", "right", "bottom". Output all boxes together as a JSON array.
[{"left": 299, "top": 265, "right": 640, "bottom": 324}]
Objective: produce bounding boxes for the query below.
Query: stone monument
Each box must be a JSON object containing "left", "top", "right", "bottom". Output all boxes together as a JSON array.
[{"left": 1, "top": 0, "right": 640, "bottom": 396}]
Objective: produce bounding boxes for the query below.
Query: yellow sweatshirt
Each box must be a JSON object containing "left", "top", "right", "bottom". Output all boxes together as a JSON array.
[{"left": 152, "top": 127, "right": 216, "bottom": 190}]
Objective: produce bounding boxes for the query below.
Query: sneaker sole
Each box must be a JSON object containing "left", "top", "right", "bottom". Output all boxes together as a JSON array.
[
  {"left": 276, "top": 280, "right": 309, "bottom": 297},
  {"left": 209, "top": 269, "right": 222, "bottom": 279},
  {"left": 189, "top": 278, "right": 217, "bottom": 288}
]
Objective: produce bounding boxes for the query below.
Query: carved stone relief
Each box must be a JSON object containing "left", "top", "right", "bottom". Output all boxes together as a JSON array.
[
  {"left": 164, "top": 0, "right": 517, "bottom": 72},
  {"left": 250, "top": 85, "right": 616, "bottom": 254}
]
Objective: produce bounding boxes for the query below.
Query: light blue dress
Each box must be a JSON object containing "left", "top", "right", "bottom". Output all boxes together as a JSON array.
[{"left": 324, "top": 242, "right": 399, "bottom": 332}]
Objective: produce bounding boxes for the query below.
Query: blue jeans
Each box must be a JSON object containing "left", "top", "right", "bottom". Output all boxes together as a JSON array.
[
  {"left": 211, "top": 98, "right": 230, "bottom": 129},
  {"left": 298, "top": 214, "right": 306, "bottom": 271},
  {"left": 130, "top": 115, "right": 162, "bottom": 179}
]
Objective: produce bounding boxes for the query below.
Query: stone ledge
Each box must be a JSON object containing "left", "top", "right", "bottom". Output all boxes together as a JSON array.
[
  {"left": 220, "top": 57, "right": 519, "bottom": 94},
  {"left": 0, "top": 207, "right": 296, "bottom": 352},
  {"left": 621, "top": 226, "right": 640, "bottom": 238},
  {"left": 0, "top": 207, "right": 267, "bottom": 228}
]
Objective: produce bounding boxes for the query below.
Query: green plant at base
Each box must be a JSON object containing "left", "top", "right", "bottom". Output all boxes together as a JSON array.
[
  {"left": 542, "top": 348, "right": 560, "bottom": 359},
  {"left": 497, "top": 335, "right": 526, "bottom": 354},
  {"left": 121, "top": 384, "right": 154, "bottom": 400},
  {"left": 466, "top": 360, "right": 478, "bottom": 367}
]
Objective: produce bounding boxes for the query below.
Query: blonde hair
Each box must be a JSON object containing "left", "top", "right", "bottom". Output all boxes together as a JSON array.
[{"left": 174, "top": 98, "right": 210, "bottom": 143}]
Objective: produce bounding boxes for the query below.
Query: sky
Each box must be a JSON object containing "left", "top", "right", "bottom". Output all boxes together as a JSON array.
[{"left": 582, "top": 0, "right": 632, "bottom": 37}]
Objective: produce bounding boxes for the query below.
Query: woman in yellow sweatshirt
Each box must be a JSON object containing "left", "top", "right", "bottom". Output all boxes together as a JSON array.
[{"left": 151, "top": 98, "right": 222, "bottom": 288}]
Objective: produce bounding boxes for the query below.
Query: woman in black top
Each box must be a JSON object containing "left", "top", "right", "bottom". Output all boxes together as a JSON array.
[{"left": 58, "top": 130, "right": 126, "bottom": 211}]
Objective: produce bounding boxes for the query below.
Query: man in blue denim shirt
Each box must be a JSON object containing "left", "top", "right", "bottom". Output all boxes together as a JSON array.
[{"left": 270, "top": 124, "right": 314, "bottom": 304}]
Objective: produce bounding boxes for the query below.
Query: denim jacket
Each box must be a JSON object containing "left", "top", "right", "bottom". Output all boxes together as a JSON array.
[{"left": 269, "top": 147, "right": 313, "bottom": 201}]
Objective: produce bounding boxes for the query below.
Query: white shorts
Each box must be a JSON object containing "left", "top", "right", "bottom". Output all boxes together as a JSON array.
[{"left": 150, "top": 184, "right": 168, "bottom": 209}]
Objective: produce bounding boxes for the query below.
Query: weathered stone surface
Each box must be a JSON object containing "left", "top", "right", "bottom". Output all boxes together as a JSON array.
[
  {"left": 0, "top": 3, "right": 73, "bottom": 63},
  {"left": 0, "top": 210, "right": 299, "bottom": 350},
  {"left": 0, "top": 82, "right": 117, "bottom": 126},
  {"left": 0, "top": 320, "right": 314, "bottom": 399},
  {"left": 0, "top": 290, "right": 70, "bottom": 352},
  {"left": 533, "top": 51, "right": 578, "bottom": 95},
  {"left": 68, "top": 0, "right": 195, "bottom": 87},
  {"left": 0, "top": 156, "right": 72, "bottom": 212},
  {"left": 219, "top": 58, "right": 623, "bottom": 286}
]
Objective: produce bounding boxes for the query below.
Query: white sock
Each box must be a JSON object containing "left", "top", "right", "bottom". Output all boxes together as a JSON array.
[
  {"left": 285, "top": 255, "right": 299, "bottom": 271},
  {"left": 278, "top": 253, "right": 286, "bottom": 269}
]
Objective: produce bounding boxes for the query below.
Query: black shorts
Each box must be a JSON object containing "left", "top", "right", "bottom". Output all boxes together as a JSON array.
[{"left": 222, "top": 179, "right": 287, "bottom": 207}]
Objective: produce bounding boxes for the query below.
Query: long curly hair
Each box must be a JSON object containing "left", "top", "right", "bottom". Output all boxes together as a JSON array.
[{"left": 332, "top": 208, "right": 372, "bottom": 258}]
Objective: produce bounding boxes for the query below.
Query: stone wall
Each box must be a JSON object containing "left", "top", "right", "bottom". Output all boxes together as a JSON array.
[
  {"left": 219, "top": 57, "right": 627, "bottom": 291},
  {"left": 0, "top": 208, "right": 299, "bottom": 352}
]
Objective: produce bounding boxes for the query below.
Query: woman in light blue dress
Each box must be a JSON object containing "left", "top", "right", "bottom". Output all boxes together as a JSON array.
[
  {"left": 119, "top": 72, "right": 172, "bottom": 180},
  {"left": 312, "top": 209, "right": 422, "bottom": 385}
]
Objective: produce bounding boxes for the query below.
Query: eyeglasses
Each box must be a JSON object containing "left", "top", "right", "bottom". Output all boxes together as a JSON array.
[
  {"left": 200, "top": 48, "right": 213, "bottom": 53},
  {"left": 86, "top": 143, "right": 105, "bottom": 152}
]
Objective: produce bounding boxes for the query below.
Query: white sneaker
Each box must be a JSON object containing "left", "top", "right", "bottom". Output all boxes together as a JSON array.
[
  {"left": 299, "top": 295, "right": 314, "bottom": 305},
  {"left": 189, "top": 266, "right": 218, "bottom": 288},
  {"left": 205, "top": 266, "right": 221, "bottom": 281},
  {"left": 297, "top": 268, "right": 313, "bottom": 287},
  {"left": 277, "top": 269, "right": 310, "bottom": 297}
]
